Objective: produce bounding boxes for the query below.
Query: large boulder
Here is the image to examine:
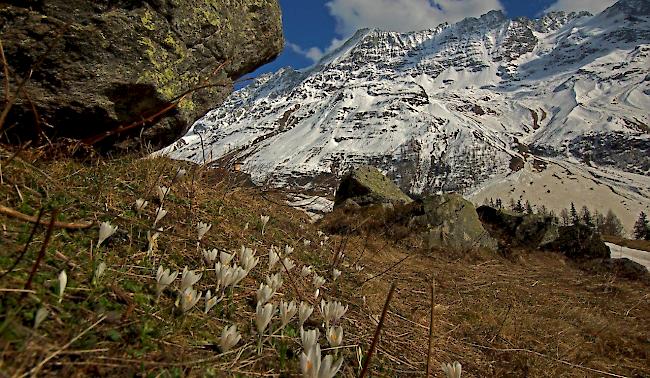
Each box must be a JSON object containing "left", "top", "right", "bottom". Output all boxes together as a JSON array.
[
  {"left": 415, "top": 194, "right": 498, "bottom": 253},
  {"left": 539, "top": 224, "right": 611, "bottom": 259},
  {"left": 334, "top": 166, "right": 412, "bottom": 208},
  {"left": 477, "top": 205, "right": 558, "bottom": 248},
  {"left": 0, "top": 1, "right": 283, "bottom": 149}
]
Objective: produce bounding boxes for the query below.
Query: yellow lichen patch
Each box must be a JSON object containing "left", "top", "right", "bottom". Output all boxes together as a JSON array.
[
  {"left": 163, "top": 33, "right": 186, "bottom": 59},
  {"left": 140, "top": 9, "right": 156, "bottom": 31}
]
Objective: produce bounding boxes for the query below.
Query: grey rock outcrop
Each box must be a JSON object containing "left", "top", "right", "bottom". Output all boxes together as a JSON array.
[
  {"left": 415, "top": 194, "right": 498, "bottom": 253},
  {"left": 539, "top": 224, "right": 611, "bottom": 259},
  {"left": 0, "top": 1, "right": 284, "bottom": 149},
  {"left": 334, "top": 166, "right": 413, "bottom": 208},
  {"left": 477, "top": 205, "right": 558, "bottom": 248}
]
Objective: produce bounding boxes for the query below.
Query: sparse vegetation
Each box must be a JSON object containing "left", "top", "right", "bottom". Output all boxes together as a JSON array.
[{"left": 0, "top": 148, "right": 649, "bottom": 377}]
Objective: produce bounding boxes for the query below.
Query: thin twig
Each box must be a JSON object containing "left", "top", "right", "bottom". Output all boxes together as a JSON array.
[
  {"left": 23, "top": 209, "right": 57, "bottom": 293},
  {"left": 426, "top": 279, "right": 436, "bottom": 377},
  {"left": 465, "top": 342, "right": 629, "bottom": 378},
  {"left": 279, "top": 256, "right": 308, "bottom": 304},
  {"left": 359, "top": 282, "right": 396, "bottom": 378},
  {"left": 361, "top": 254, "right": 411, "bottom": 285},
  {"left": 0, "top": 205, "right": 92, "bottom": 229},
  {"left": 82, "top": 60, "right": 229, "bottom": 145},
  {"left": 0, "top": 207, "right": 44, "bottom": 281},
  {"left": 27, "top": 315, "right": 107, "bottom": 376},
  {"left": 0, "top": 38, "right": 10, "bottom": 102}
]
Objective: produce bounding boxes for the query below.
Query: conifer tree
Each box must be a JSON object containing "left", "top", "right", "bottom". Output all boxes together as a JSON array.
[
  {"left": 570, "top": 203, "right": 579, "bottom": 225},
  {"left": 633, "top": 211, "right": 649, "bottom": 240},
  {"left": 580, "top": 205, "right": 593, "bottom": 227}
]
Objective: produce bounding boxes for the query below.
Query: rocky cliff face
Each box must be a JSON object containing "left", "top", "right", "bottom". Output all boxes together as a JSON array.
[{"left": 0, "top": 0, "right": 284, "bottom": 149}]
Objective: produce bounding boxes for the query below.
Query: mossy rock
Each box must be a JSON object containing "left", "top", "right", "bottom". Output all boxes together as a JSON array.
[
  {"left": 477, "top": 205, "right": 559, "bottom": 248},
  {"left": 334, "top": 166, "right": 413, "bottom": 208},
  {"left": 539, "top": 224, "right": 610, "bottom": 259},
  {"left": 0, "top": 0, "right": 284, "bottom": 149},
  {"left": 416, "top": 194, "right": 497, "bottom": 253}
]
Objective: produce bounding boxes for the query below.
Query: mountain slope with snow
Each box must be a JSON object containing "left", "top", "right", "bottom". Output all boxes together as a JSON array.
[{"left": 160, "top": 0, "right": 650, "bottom": 230}]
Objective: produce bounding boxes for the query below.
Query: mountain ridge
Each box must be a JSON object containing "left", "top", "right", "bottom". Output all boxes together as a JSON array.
[{"left": 160, "top": 0, "right": 650, "bottom": 231}]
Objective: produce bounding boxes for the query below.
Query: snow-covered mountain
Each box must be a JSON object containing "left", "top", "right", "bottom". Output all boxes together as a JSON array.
[{"left": 160, "top": 0, "right": 650, "bottom": 229}]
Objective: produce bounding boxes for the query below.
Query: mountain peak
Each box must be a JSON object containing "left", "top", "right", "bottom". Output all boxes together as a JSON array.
[
  {"left": 607, "top": 0, "right": 650, "bottom": 15},
  {"left": 161, "top": 3, "right": 650, "bottom": 225}
]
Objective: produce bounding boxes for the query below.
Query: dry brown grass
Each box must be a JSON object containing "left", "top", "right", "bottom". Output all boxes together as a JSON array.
[
  {"left": 0, "top": 146, "right": 649, "bottom": 377},
  {"left": 603, "top": 235, "right": 650, "bottom": 252}
]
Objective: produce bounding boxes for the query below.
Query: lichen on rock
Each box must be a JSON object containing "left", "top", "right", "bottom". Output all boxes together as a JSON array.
[{"left": 0, "top": 0, "right": 284, "bottom": 149}]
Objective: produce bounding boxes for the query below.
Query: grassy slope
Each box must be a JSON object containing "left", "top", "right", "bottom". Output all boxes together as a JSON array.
[{"left": 0, "top": 148, "right": 648, "bottom": 377}]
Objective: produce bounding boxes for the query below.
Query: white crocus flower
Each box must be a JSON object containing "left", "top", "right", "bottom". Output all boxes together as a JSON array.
[
  {"left": 239, "top": 246, "right": 258, "bottom": 271},
  {"left": 94, "top": 261, "right": 107, "bottom": 281},
  {"left": 219, "top": 324, "right": 241, "bottom": 353},
  {"left": 180, "top": 287, "right": 202, "bottom": 313},
  {"left": 268, "top": 247, "right": 280, "bottom": 271},
  {"left": 284, "top": 245, "right": 294, "bottom": 255},
  {"left": 180, "top": 266, "right": 202, "bottom": 292},
  {"left": 266, "top": 273, "right": 283, "bottom": 291},
  {"left": 34, "top": 307, "right": 48, "bottom": 329},
  {"left": 147, "top": 230, "right": 160, "bottom": 254},
  {"left": 204, "top": 290, "right": 219, "bottom": 314},
  {"left": 332, "top": 268, "right": 341, "bottom": 281},
  {"left": 301, "top": 265, "right": 313, "bottom": 277},
  {"left": 154, "top": 207, "right": 168, "bottom": 226},
  {"left": 197, "top": 221, "right": 212, "bottom": 241},
  {"left": 58, "top": 270, "right": 67, "bottom": 303},
  {"left": 326, "top": 326, "right": 343, "bottom": 348},
  {"left": 220, "top": 251, "right": 234, "bottom": 265},
  {"left": 303, "top": 239, "right": 311, "bottom": 246},
  {"left": 300, "top": 344, "right": 321, "bottom": 378},
  {"left": 312, "top": 274, "right": 326, "bottom": 290},
  {"left": 155, "top": 265, "right": 178, "bottom": 298},
  {"left": 156, "top": 185, "right": 170, "bottom": 203},
  {"left": 255, "top": 302, "right": 275, "bottom": 334},
  {"left": 203, "top": 249, "right": 219, "bottom": 265},
  {"left": 283, "top": 257, "right": 295, "bottom": 272},
  {"left": 226, "top": 264, "right": 248, "bottom": 287},
  {"left": 256, "top": 283, "right": 275, "bottom": 305},
  {"left": 238, "top": 246, "right": 254, "bottom": 261},
  {"left": 442, "top": 361, "right": 462, "bottom": 378},
  {"left": 244, "top": 222, "right": 249, "bottom": 231},
  {"left": 319, "top": 353, "right": 344, "bottom": 378},
  {"left": 260, "top": 215, "right": 270, "bottom": 235},
  {"left": 320, "top": 300, "right": 348, "bottom": 327},
  {"left": 97, "top": 221, "right": 118, "bottom": 247},
  {"left": 134, "top": 198, "right": 148, "bottom": 213},
  {"left": 300, "top": 328, "right": 320, "bottom": 352},
  {"left": 355, "top": 264, "right": 364, "bottom": 272},
  {"left": 215, "top": 262, "right": 240, "bottom": 290},
  {"left": 298, "top": 301, "right": 314, "bottom": 329},
  {"left": 314, "top": 288, "right": 320, "bottom": 299},
  {"left": 279, "top": 300, "right": 297, "bottom": 328},
  {"left": 241, "top": 252, "right": 259, "bottom": 272}
]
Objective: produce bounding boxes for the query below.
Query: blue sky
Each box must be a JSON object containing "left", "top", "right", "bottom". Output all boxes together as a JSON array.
[{"left": 244, "top": 0, "right": 616, "bottom": 79}]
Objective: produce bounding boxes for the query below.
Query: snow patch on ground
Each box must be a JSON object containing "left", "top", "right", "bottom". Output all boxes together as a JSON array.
[{"left": 606, "top": 243, "right": 650, "bottom": 270}]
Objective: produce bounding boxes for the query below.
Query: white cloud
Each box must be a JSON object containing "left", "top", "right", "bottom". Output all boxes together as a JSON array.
[
  {"left": 326, "top": 0, "right": 504, "bottom": 35},
  {"left": 545, "top": 0, "right": 617, "bottom": 14},
  {"left": 290, "top": 0, "right": 504, "bottom": 64},
  {"left": 288, "top": 38, "right": 346, "bottom": 63}
]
